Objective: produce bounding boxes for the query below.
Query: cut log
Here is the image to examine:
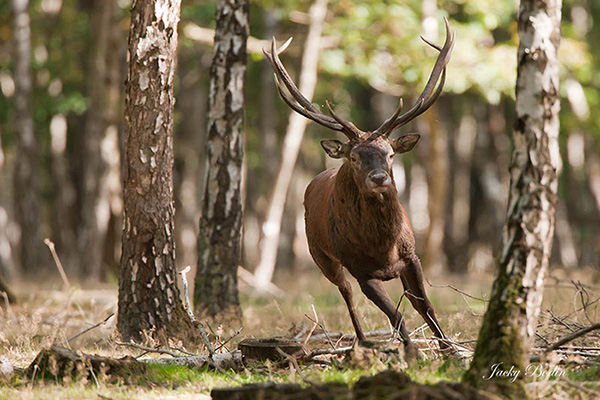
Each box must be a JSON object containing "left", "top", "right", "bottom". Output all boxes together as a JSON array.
[{"left": 238, "top": 338, "right": 305, "bottom": 362}]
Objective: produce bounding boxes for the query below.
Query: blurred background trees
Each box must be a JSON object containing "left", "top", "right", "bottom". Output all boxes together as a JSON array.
[{"left": 0, "top": 0, "right": 598, "bottom": 289}]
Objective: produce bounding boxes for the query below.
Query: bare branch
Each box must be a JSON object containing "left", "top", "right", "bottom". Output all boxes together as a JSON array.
[
  {"left": 545, "top": 323, "right": 600, "bottom": 352},
  {"left": 44, "top": 238, "right": 70, "bottom": 290},
  {"left": 67, "top": 312, "right": 114, "bottom": 343}
]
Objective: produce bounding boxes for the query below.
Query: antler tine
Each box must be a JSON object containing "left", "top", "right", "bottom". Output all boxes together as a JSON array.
[
  {"left": 375, "top": 98, "right": 404, "bottom": 137},
  {"left": 264, "top": 38, "right": 364, "bottom": 140},
  {"left": 375, "top": 18, "right": 455, "bottom": 137},
  {"left": 266, "top": 38, "right": 340, "bottom": 124},
  {"left": 325, "top": 101, "right": 363, "bottom": 140},
  {"left": 272, "top": 74, "right": 344, "bottom": 130}
]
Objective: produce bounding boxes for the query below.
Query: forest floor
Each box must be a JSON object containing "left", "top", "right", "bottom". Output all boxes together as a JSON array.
[{"left": 0, "top": 267, "right": 599, "bottom": 399}]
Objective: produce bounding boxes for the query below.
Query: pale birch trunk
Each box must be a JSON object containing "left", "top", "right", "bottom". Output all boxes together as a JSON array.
[
  {"left": 253, "top": 0, "right": 328, "bottom": 288},
  {"left": 194, "top": 0, "right": 249, "bottom": 320},
  {"left": 463, "top": 0, "right": 561, "bottom": 397}
]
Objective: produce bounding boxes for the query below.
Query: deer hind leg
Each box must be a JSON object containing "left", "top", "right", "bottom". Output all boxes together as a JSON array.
[
  {"left": 358, "top": 278, "right": 419, "bottom": 359},
  {"left": 308, "top": 247, "right": 366, "bottom": 342},
  {"left": 400, "top": 254, "right": 454, "bottom": 352}
]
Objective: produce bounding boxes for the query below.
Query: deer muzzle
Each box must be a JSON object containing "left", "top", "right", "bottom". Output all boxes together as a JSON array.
[{"left": 366, "top": 170, "right": 392, "bottom": 193}]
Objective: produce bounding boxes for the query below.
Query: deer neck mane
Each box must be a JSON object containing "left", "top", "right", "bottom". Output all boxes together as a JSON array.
[{"left": 331, "top": 162, "right": 404, "bottom": 244}]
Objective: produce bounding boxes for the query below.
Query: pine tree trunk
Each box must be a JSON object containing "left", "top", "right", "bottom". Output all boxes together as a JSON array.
[
  {"left": 12, "top": 0, "right": 45, "bottom": 275},
  {"left": 463, "top": 0, "right": 561, "bottom": 397},
  {"left": 194, "top": 0, "right": 249, "bottom": 320},
  {"left": 118, "top": 0, "right": 195, "bottom": 343}
]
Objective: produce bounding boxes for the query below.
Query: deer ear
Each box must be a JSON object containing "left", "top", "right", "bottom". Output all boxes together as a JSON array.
[
  {"left": 321, "top": 139, "right": 349, "bottom": 159},
  {"left": 392, "top": 133, "right": 420, "bottom": 154}
]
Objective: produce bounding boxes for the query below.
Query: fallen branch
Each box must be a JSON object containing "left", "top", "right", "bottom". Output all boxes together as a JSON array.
[
  {"left": 545, "top": 323, "right": 600, "bottom": 352},
  {"left": 115, "top": 340, "right": 189, "bottom": 358},
  {"left": 178, "top": 266, "right": 196, "bottom": 322},
  {"left": 426, "top": 278, "right": 488, "bottom": 302},
  {"left": 147, "top": 351, "right": 243, "bottom": 371},
  {"left": 302, "top": 346, "right": 353, "bottom": 362},
  {"left": 178, "top": 266, "right": 214, "bottom": 355},
  {"left": 67, "top": 312, "right": 114, "bottom": 344}
]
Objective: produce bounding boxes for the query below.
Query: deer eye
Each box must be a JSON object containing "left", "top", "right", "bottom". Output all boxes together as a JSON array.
[
  {"left": 350, "top": 153, "right": 359, "bottom": 163},
  {"left": 389, "top": 153, "right": 394, "bottom": 159}
]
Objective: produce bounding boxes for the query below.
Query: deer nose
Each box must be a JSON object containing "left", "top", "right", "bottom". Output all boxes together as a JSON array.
[{"left": 367, "top": 171, "right": 391, "bottom": 187}]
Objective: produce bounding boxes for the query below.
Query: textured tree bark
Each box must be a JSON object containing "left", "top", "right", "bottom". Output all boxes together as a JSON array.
[
  {"left": 118, "top": 0, "right": 195, "bottom": 343},
  {"left": 463, "top": 0, "right": 561, "bottom": 397},
  {"left": 194, "top": 0, "right": 249, "bottom": 320},
  {"left": 78, "top": 0, "right": 119, "bottom": 281},
  {"left": 253, "top": 0, "right": 328, "bottom": 288},
  {"left": 12, "top": 0, "right": 45, "bottom": 275}
]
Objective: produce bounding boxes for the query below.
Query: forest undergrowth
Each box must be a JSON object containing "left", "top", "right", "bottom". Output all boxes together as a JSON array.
[{"left": 0, "top": 268, "right": 598, "bottom": 399}]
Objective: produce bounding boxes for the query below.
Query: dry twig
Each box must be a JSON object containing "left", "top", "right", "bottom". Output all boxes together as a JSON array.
[
  {"left": 178, "top": 266, "right": 215, "bottom": 355},
  {"left": 545, "top": 323, "right": 600, "bottom": 353},
  {"left": 67, "top": 312, "right": 114, "bottom": 343},
  {"left": 305, "top": 306, "right": 336, "bottom": 349},
  {"left": 44, "top": 238, "right": 70, "bottom": 290},
  {"left": 214, "top": 327, "right": 243, "bottom": 352},
  {"left": 426, "top": 278, "right": 488, "bottom": 302}
]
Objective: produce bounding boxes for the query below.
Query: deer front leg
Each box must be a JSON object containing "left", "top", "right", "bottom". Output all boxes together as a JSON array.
[
  {"left": 400, "top": 254, "right": 455, "bottom": 354},
  {"left": 337, "top": 278, "right": 367, "bottom": 342},
  {"left": 308, "top": 245, "right": 367, "bottom": 342},
  {"left": 358, "top": 278, "right": 419, "bottom": 360}
]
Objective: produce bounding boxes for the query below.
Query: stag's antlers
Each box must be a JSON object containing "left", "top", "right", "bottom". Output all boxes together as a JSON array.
[
  {"left": 264, "top": 17, "right": 455, "bottom": 140},
  {"left": 374, "top": 18, "right": 455, "bottom": 138}
]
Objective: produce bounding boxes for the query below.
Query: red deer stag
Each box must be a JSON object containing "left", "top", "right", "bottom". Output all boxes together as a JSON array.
[{"left": 264, "top": 19, "right": 455, "bottom": 357}]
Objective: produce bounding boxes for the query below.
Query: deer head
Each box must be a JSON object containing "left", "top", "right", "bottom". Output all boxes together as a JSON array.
[{"left": 264, "top": 18, "right": 455, "bottom": 195}]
